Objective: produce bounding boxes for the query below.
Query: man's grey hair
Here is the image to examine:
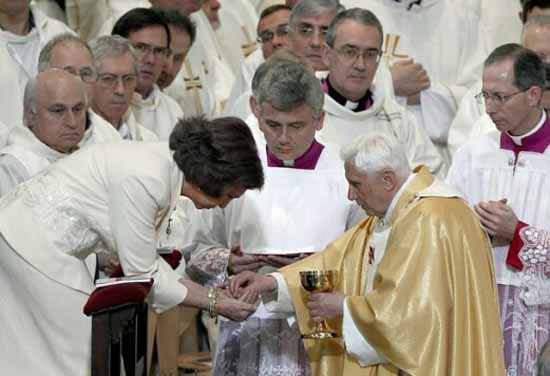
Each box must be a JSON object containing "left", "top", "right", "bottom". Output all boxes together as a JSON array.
[
  {"left": 289, "top": 0, "right": 343, "bottom": 30},
  {"left": 325, "top": 7, "right": 384, "bottom": 48},
  {"left": 255, "top": 60, "right": 324, "bottom": 119},
  {"left": 251, "top": 49, "right": 307, "bottom": 97},
  {"left": 522, "top": 14, "right": 550, "bottom": 44},
  {"left": 23, "top": 76, "right": 39, "bottom": 126},
  {"left": 340, "top": 133, "right": 411, "bottom": 179},
  {"left": 38, "top": 33, "right": 93, "bottom": 72},
  {"left": 88, "top": 35, "right": 139, "bottom": 74}
]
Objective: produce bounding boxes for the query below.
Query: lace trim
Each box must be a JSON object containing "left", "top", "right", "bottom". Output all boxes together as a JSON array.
[
  {"left": 517, "top": 226, "right": 550, "bottom": 305},
  {"left": 186, "top": 247, "right": 230, "bottom": 287}
]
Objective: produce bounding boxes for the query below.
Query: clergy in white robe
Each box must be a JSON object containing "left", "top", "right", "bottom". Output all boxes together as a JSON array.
[
  {"left": 89, "top": 35, "right": 158, "bottom": 141},
  {"left": 0, "top": 116, "right": 264, "bottom": 376},
  {"left": 181, "top": 59, "right": 363, "bottom": 375},
  {"left": 111, "top": 8, "right": 184, "bottom": 140},
  {"left": 230, "top": 133, "right": 505, "bottom": 376},
  {"left": 317, "top": 8, "right": 445, "bottom": 177},
  {"left": 447, "top": 44, "right": 550, "bottom": 375},
  {"left": 0, "top": 2, "right": 72, "bottom": 126},
  {"left": 342, "top": 0, "right": 484, "bottom": 163},
  {"left": 0, "top": 121, "right": 8, "bottom": 148},
  {"left": 449, "top": 14, "right": 550, "bottom": 156},
  {"left": 225, "top": 4, "right": 290, "bottom": 117}
]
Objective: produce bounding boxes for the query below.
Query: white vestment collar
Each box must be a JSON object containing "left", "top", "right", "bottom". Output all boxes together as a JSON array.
[{"left": 132, "top": 84, "right": 162, "bottom": 111}]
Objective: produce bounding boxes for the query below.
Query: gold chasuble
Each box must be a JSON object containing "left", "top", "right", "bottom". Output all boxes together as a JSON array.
[{"left": 280, "top": 167, "right": 505, "bottom": 375}]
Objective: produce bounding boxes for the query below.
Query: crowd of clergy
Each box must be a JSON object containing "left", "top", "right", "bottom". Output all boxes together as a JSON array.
[{"left": 1, "top": 0, "right": 550, "bottom": 375}]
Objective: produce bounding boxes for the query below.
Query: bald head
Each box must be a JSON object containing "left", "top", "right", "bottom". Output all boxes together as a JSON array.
[{"left": 24, "top": 70, "right": 88, "bottom": 153}]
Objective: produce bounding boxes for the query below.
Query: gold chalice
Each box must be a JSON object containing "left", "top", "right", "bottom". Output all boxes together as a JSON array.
[{"left": 300, "top": 270, "right": 339, "bottom": 339}]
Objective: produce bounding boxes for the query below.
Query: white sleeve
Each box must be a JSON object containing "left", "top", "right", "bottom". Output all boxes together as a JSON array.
[
  {"left": 447, "top": 83, "right": 484, "bottom": 157},
  {"left": 417, "top": 83, "right": 459, "bottom": 144},
  {"left": 262, "top": 272, "right": 295, "bottom": 313},
  {"left": 0, "top": 155, "right": 30, "bottom": 197},
  {"left": 342, "top": 297, "right": 388, "bottom": 367},
  {"left": 109, "top": 175, "right": 187, "bottom": 314}
]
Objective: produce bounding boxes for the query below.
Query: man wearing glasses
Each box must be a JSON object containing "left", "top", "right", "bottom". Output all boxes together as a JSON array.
[
  {"left": 89, "top": 35, "right": 158, "bottom": 142},
  {"left": 447, "top": 44, "right": 550, "bottom": 376},
  {"left": 318, "top": 8, "right": 445, "bottom": 178},
  {"left": 225, "top": 4, "right": 291, "bottom": 118},
  {"left": 112, "top": 7, "right": 183, "bottom": 141},
  {"left": 36, "top": 33, "right": 122, "bottom": 144}
]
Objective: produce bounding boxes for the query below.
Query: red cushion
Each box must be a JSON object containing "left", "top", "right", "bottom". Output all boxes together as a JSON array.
[
  {"left": 109, "top": 249, "right": 182, "bottom": 278},
  {"left": 83, "top": 280, "right": 153, "bottom": 316}
]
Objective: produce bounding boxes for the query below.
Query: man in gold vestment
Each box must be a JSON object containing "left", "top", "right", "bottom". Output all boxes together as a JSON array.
[{"left": 231, "top": 133, "right": 505, "bottom": 375}]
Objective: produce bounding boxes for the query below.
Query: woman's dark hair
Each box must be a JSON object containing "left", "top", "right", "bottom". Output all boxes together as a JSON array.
[
  {"left": 112, "top": 8, "right": 171, "bottom": 48},
  {"left": 169, "top": 116, "right": 264, "bottom": 197}
]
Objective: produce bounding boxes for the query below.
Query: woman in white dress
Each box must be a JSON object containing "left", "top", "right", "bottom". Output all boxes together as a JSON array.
[{"left": 0, "top": 116, "right": 264, "bottom": 375}]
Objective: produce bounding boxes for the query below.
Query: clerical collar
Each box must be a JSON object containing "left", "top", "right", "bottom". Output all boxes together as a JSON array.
[
  {"left": 381, "top": 173, "right": 416, "bottom": 227},
  {"left": 500, "top": 110, "right": 550, "bottom": 154},
  {"left": 321, "top": 76, "right": 373, "bottom": 112},
  {"left": 266, "top": 139, "right": 324, "bottom": 169}
]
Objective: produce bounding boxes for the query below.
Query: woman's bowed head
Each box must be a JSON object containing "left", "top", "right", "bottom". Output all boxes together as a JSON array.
[{"left": 170, "top": 116, "right": 265, "bottom": 209}]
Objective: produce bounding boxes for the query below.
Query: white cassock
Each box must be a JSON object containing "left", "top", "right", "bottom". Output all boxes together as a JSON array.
[
  {"left": 265, "top": 175, "right": 461, "bottom": 367},
  {"left": 225, "top": 48, "right": 264, "bottom": 118},
  {"left": 0, "top": 121, "right": 8, "bottom": 148},
  {"left": 0, "top": 5, "right": 73, "bottom": 126},
  {"left": 115, "top": 110, "right": 159, "bottom": 141},
  {"left": 65, "top": 0, "right": 109, "bottom": 41},
  {"left": 0, "top": 111, "right": 121, "bottom": 196},
  {"left": 341, "top": 0, "right": 483, "bottom": 157},
  {"left": 318, "top": 77, "right": 446, "bottom": 178},
  {"left": 131, "top": 85, "right": 184, "bottom": 141},
  {"left": 447, "top": 110, "right": 550, "bottom": 375},
  {"left": 214, "top": 7, "right": 258, "bottom": 77},
  {"left": 164, "top": 40, "right": 220, "bottom": 117},
  {"left": 0, "top": 142, "right": 188, "bottom": 376},
  {"left": 222, "top": 0, "right": 259, "bottom": 37},
  {"left": 182, "top": 141, "right": 364, "bottom": 374},
  {"left": 191, "top": 10, "right": 236, "bottom": 107},
  {"left": 30, "top": 0, "right": 67, "bottom": 23}
]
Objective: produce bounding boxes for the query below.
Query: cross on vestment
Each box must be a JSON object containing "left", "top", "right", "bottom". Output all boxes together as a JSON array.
[
  {"left": 183, "top": 60, "right": 204, "bottom": 114},
  {"left": 382, "top": 33, "right": 408, "bottom": 65}
]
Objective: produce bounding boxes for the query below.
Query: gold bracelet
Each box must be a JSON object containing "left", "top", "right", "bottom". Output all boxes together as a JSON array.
[{"left": 207, "top": 288, "right": 218, "bottom": 319}]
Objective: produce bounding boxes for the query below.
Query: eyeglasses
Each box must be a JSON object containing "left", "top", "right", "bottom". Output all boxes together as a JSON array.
[
  {"left": 475, "top": 89, "right": 528, "bottom": 106},
  {"left": 293, "top": 23, "right": 328, "bottom": 39},
  {"left": 96, "top": 73, "right": 137, "bottom": 89},
  {"left": 132, "top": 42, "right": 171, "bottom": 59},
  {"left": 63, "top": 66, "right": 97, "bottom": 83},
  {"left": 256, "top": 24, "right": 289, "bottom": 44},
  {"left": 334, "top": 45, "right": 381, "bottom": 64}
]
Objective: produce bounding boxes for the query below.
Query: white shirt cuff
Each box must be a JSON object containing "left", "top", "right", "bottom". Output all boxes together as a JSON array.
[{"left": 342, "top": 297, "right": 387, "bottom": 367}]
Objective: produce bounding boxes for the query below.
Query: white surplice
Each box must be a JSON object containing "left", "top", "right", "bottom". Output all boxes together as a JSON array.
[
  {"left": 225, "top": 48, "right": 264, "bottom": 117},
  {"left": 319, "top": 80, "right": 446, "bottom": 178},
  {"left": 65, "top": 0, "right": 109, "bottom": 40},
  {"left": 0, "top": 142, "right": 188, "bottom": 375},
  {"left": 116, "top": 110, "right": 158, "bottom": 141},
  {"left": 0, "top": 6, "right": 73, "bottom": 126},
  {"left": 0, "top": 121, "right": 7, "bottom": 148},
  {"left": 164, "top": 40, "right": 220, "bottom": 117},
  {"left": 131, "top": 85, "right": 184, "bottom": 141},
  {"left": 341, "top": 0, "right": 483, "bottom": 152}
]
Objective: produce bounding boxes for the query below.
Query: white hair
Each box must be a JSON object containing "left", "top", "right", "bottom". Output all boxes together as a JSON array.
[{"left": 340, "top": 132, "right": 411, "bottom": 178}]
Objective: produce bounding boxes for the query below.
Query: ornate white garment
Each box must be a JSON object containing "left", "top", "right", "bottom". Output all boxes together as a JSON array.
[{"left": 131, "top": 85, "right": 183, "bottom": 141}]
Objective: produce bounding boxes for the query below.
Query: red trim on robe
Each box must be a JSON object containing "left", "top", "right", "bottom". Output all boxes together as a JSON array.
[{"left": 506, "top": 221, "right": 529, "bottom": 270}]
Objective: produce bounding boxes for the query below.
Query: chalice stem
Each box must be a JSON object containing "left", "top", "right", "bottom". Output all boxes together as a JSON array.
[{"left": 315, "top": 321, "right": 328, "bottom": 334}]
